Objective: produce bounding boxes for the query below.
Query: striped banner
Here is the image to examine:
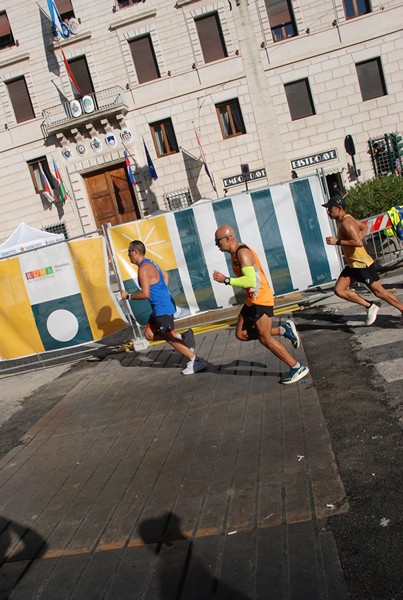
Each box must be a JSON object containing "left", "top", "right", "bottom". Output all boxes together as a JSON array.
[
  {"left": 108, "top": 176, "right": 340, "bottom": 324},
  {"left": 0, "top": 237, "right": 127, "bottom": 361}
]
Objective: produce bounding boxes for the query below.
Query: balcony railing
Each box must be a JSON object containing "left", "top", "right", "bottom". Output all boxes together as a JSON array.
[{"left": 42, "top": 86, "right": 128, "bottom": 134}]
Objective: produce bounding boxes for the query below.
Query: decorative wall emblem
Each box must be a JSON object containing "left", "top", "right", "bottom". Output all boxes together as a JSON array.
[
  {"left": 105, "top": 133, "right": 118, "bottom": 149},
  {"left": 76, "top": 143, "right": 87, "bottom": 156},
  {"left": 62, "top": 147, "right": 73, "bottom": 160},
  {"left": 90, "top": 137, "right": 102, "bottom": 153},
  {"left": 120, "top": 128, "right": 133, "bottom": 144},
  {"left": 68, "top": 18, "right": 80, "bottom": 35},
  {"left": 60, "top": 22, "right": 71, "bottom": 39},
  {"left": 70, "top": 99, "right": 82, "bottom": 118},
  {"left": 82, "top": 95, "right": 95, "bottom": 114}
]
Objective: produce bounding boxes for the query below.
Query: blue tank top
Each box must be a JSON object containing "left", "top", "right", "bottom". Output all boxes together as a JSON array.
[{"left": 139, "top": 258, "right": 176, "bottom": 316}]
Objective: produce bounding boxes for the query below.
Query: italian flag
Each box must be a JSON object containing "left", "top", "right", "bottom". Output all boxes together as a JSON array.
[{"left": 52, "top": 158, "right": 69, "bottom": 204}]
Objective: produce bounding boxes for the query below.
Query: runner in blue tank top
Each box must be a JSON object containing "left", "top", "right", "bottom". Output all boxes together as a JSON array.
[{"left": 121, "top": 240, "right": 207, "bottom": 375}]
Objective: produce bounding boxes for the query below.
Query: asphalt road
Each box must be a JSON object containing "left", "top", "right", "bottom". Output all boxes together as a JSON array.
[
  {"left": 0, "top": 266, "right": 402, "bottom": 599},
  {"left": 298, "top": 280, "right": 403, "bottom": 600}
]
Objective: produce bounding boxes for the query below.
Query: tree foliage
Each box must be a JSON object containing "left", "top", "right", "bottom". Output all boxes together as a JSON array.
[{"left": 345, "top": 175, "right": 403, "bottom": 219}]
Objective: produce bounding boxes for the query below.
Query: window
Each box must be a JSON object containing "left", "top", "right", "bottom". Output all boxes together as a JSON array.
[
  {"left": 117, "top": 0, "right": 144, "bottom": 8},
  {"left": 195, "top": 13, "right": 227, "bottom": 63},
  {"left": 284, "top": 79, "right": 315, "bottom": 120},
  {"left": 55, "top": 0, "right": 75, "bottom": 21},
  {"left": 0, "top": 12, "right": 15, "bottom": 49},
  {"left": 343, "top": 0, "right": 371, "bottom": 19},
  {"left": 43, "top": 222, "right": 68, "bottom": 239},
  {"left": 356, "top": 58, "right": 386, "bottom": 101},
  {"left": 68, "top": 56, "right": 95, "bottom": 95},
  {"left": 28, "top": 158, "right": 54, "bottom": 194},
  {"left": 164, "top": 188, "right": 192, "bottom": 211},
  {"left": 129, "top": 35, "right": 160, "bottom": 84},
  {"left": 216, "top": 99, "right": 246, "bottom": 139},
  {"left": 150, "top": 119, "right": 179, "bottom": 157},
  {"left": 6, "top": 77, "right": 35, "bottom": 123},
  {"left": 264, "top": 0, "right": 298, "bottom": 42}
]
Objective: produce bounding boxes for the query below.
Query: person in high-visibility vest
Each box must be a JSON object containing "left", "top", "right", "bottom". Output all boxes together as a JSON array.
[
  {"left": 384, "top": 206, "right": 403, "bottom": 240},
  {"left": 323, "top": 196, "right": 403, "bottom": 328}
]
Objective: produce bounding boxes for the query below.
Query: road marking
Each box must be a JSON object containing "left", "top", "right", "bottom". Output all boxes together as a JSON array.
[
  {"left": 356, "top": 329, "right": 403, "bottom": 349},
  {"left": 374, "top": 358, "right": 403, "bottom": 383}
]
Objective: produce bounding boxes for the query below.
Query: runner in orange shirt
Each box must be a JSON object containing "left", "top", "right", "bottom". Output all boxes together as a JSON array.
[{"left": 213, "top": 225, "right": 309, "bottom": 384}]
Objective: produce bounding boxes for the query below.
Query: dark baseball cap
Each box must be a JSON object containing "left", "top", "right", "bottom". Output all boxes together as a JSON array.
[{"left": 322, "top": 196, "right": 346, "bottom": 209}]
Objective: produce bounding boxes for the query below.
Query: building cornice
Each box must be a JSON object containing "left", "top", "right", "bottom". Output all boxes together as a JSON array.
[
  {"left": 0, "top": 52, "right": 30, "bottom": 69},
  {"left": 109, "top": 9, "right": 157, "bottom": 31}
]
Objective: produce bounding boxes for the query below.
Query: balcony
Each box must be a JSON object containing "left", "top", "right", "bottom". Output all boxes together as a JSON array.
[{"left": 42, "top": 86, "right": 128, "bottom": 137}]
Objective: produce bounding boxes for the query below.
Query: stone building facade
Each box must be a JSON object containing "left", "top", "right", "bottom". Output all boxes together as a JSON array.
[{"left": 0, "top": 0, "right": 402, "bottom": 241}]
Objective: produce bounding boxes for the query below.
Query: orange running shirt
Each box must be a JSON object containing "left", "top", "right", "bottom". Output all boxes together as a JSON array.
[{"left": 231, "top": 244, "right": 274, "bottom": 307}]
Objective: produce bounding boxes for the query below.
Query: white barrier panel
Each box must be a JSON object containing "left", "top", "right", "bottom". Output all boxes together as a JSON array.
[
  {"left": 0, "top": 236, "right": 127, "bottom": 361},
  {"left": 108, "top": 176, "right": 340, "bottom": 324}
]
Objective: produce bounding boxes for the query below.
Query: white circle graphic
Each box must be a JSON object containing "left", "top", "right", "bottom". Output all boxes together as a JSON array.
[{"left": 47, "top": 309, "right": 79, "bottom": 342}]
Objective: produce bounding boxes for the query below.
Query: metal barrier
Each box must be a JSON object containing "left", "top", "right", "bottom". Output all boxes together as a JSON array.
[{"left": 362, "top": 212, "right": 403, "bottom": 269}]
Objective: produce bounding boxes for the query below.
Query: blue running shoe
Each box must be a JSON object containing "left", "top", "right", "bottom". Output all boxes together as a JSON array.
[
  {"left": 283, "top": 320, "right": 300, "bottom": 349},
  {"left": 281, "top": 364, "right": 309, "bottom": 385}
]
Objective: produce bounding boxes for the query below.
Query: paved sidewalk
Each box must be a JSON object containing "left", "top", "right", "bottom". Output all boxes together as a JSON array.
[{"left": 0, "top": 320, "right": 348, "bottom": 599}]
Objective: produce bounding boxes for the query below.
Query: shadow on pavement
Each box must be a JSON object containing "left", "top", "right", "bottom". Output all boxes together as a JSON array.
[
  {"left": 138, "top": 512, "right": 251, "bottom": 599},
  {"left": 0, "top": 515, "right": 48, "bottom": 598}
]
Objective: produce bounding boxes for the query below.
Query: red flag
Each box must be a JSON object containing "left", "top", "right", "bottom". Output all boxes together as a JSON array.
[{"left": 61, "top": 50, "right": 83, "bottom": 96}]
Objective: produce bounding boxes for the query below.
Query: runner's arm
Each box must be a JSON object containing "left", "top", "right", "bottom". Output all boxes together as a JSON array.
[{"left": 229, "top": 246, "right": 256, "bottom": 287}]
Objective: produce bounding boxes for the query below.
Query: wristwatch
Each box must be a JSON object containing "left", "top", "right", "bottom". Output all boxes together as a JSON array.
[{"left": 224, "top": 277, "right": 230, "bottom": 285}]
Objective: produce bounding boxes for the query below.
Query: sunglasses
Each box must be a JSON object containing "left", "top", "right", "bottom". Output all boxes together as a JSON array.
[{"left": 215, "top": 235, "right": 229, "bottom": 246}]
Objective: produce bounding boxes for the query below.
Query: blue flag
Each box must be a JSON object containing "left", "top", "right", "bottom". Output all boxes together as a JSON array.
[
  {"left": 47, "top": 0, "right": 70, "bottom": 39},
  {"left": 143, "top": 140, "right": 158, "bottom": 180}
]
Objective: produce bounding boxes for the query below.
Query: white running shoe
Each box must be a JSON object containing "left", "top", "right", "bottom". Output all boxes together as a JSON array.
[
  {"left": 366, "top": 303, "right": 380, "bottom": 326},
  {"left": 182, "top": 356, "right": 207, "bottom": 375}
]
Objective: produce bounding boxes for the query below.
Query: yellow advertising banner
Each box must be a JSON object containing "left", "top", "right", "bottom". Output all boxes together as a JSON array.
[
  {"left": 0, "top": 256, "right": 44, "bottom": 359},
  {"left": 108, "top": 216, "right": 177, "bottom": 280},
  {"left": 69, "top": 237, "right": 127, "bottom": 339}
]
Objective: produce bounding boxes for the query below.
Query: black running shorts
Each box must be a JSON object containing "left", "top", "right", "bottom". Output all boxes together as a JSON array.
[
  {"left": 340, "top": 263, "right": 380, "bottom": 286},
  {"left": 147, "top": 314, "right": 175, "bottom": 333},
  {"left": 240, "top": 303, "right": 274, "bottom": 330}
]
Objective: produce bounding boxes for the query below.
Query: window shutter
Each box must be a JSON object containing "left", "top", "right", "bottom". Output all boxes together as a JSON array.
[
  {"left": 195, "top": 14, "right": 227, "bottom": 63},
  {"left": 7, "top": 78, "right": 35, "bottom": 123},
  {"left": 129, "top": 36, "right": 160, "bottom": 84},
  {"left": 68, "top": 57, "right": 95, "bottom": 95},
  {"left": 0, "top": 12, "right": 11, "bottom": 37},
  {"left": 285, "top": 79, "right": 315, "bottom": 121},
  {"left": 265, "top": 0, "right": 292, "bottom": 27},
  {"left": 356, "top": 58, "right": 386, "bottom": 101},
  {"left": 55, "top": 0, "right": 74, "bottom": 15}
]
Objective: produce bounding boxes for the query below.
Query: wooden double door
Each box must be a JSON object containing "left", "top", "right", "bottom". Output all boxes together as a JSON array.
[{"left": 84, "top": 163, "right": 140, "bottom": 229}]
